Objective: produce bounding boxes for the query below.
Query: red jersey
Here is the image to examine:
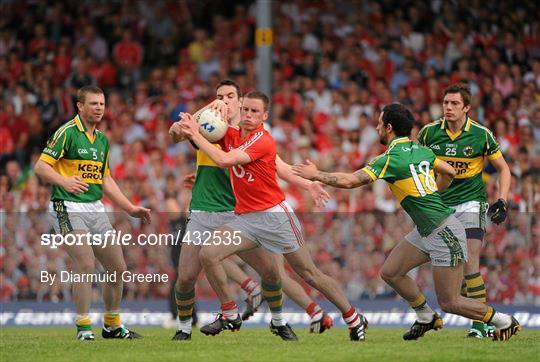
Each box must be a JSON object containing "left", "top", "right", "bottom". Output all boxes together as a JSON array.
[{"left": 220, "top": 124, "right": 285, "bottom": 213}]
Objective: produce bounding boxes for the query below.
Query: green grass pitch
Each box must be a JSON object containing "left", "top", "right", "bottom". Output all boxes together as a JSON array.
[{"left": 1, "top": 327, "right": 538, "bottom": 361}]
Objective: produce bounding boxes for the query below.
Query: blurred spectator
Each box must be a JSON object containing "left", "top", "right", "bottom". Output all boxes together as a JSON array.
[{"left": 113, "top": 30, "right": 143, "bottom": 90}]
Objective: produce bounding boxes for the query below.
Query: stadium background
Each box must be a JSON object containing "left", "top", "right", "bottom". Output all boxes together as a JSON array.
[{"left": 0, "top": 0, "right": 539, "bottom": 328}]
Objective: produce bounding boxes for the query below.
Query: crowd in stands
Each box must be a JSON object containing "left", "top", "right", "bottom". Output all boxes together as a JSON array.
[{"left": 1, "top": 0, "right": 539, "bottom": 306}]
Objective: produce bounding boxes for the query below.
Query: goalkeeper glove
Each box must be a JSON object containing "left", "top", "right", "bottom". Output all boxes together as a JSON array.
[{"left": 487, "top": 198, "right": 508, "bottom": 224}]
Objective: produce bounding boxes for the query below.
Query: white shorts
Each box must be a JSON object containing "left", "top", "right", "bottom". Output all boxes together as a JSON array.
[
  {"left": 224, "top": 201, "right": 305, "bottom": 254},
  {"left": 405, "top": 214, "right": 468, "bottom": 267},
  {"left": 451, "top": 201, "right": 489, "bottom": 231},
  {"left": 48, "top": 200, "right": 113, "bottom": 235},
  {"left": 185, "top": 211, "right": 235, "bottom": 235}
]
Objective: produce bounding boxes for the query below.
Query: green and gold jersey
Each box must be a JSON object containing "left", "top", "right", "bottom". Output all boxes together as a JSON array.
[
  {"left": 417, "top": 116, "right": 502, "bottom": 206},
  {"left": 190, "top": 145, "right": 235, "bottom": 212},
  {"left": 362, "top": 137, "right": 454, "bottom": 236},
  {"left": 39, "top": 115, "right": 110, "bottom": 202}
]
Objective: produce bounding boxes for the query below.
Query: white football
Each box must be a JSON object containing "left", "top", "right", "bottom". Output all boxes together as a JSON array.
[{"left": 195, "top": 108, "right": 228, "bottom": 142}]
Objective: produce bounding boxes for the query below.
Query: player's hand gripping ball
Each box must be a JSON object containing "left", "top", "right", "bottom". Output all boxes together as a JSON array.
[{"left": 195, "top": 108, "right": 228, "bottom": 142}]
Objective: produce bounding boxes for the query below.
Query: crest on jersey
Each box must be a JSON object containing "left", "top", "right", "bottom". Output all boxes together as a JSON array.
[{"left": 463, "top": 146, "right": 474, "bottom": 157}]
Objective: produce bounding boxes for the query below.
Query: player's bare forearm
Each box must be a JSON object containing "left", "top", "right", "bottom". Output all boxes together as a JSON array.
[
  {"left": 191, "top": 133, "right": 230, "bottom": 166},
  {"left": 436, "top": 174, "right": 453, "bottom": 191},
  {"left": 169, "top": 122, "right": 188, "bottom": 143},
  {"left": 490, "top": 156, "right": 511, "bottom": 201},
  {"left": 171, "top": 131, "right": 187, "bottom": 143},
  {"left": 433, "top": 159, "right": 455, "bottom": 191},
  {"left": 102, "top": 175, "right": 136, "bottom": 213},
  {"left": 276, "top": 156, "right": 312, "bottom": 190},
  {"left": 314, "top": 170, "right": 372, "bottom": 189},
  {"left": 34, "top": 160, "right": 66, "bottom": 187}
]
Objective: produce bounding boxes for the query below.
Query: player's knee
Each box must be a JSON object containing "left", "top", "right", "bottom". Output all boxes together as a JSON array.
[
  {"left": 438, "top": 298, "right": 459, "bottom": 314},
  {"left": 112, "top": 261, "right": 127, "bottom": 276},
  {"left": 198, "top": 247, "right": 219, "bottom": 267},
  {"left": 297, "top": 266, "right": 322, "bottom": 287},
  {"left": 76, "top": 257, "right": 96, "bottom": 274},
  {"left": 261, "top": 269, "right": 280, "bottom": 285},
  {"left": 176, "top": 273, "right": 197, "bottom": 291},
  {"left": 258, "top": 262, "right": 280, "bottom": 283},
  {"left": 380, "top": 267, "right": 397, "bottom": 285}
]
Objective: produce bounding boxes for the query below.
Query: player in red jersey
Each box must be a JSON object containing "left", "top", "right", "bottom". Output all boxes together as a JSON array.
[{"left": 179, "top": 91, "right": 368, "bottom": 341}]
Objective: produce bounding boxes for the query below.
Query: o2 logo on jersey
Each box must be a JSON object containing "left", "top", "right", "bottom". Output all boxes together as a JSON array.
[{"left": 232, "top": 164, "right": 254, "bottom": 182}]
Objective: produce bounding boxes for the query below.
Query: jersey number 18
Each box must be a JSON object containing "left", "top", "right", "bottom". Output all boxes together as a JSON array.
[{"left": 409, "top": 161, "right": 437, "bottom": 196}]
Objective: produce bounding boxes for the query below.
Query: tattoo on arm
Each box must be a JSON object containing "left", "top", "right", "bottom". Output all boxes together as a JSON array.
[
  {"left": 353, "top": 170, "right": 373, "bottom": 187},
  {"left": 315, "top": 170, "right": 372, "bottom": 188},
  {"left": 316, "top": 171, "right": 339, "bottom": 186}
]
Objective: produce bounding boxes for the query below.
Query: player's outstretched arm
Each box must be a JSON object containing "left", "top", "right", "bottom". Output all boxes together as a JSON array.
[
  {"left": 102, "top": 175, "right": 151, "bottom": 223},
  {"left": 34, "top": 159, "right": 89, "bottom": 194},
  {"left": 292, "top": 160, "right": 373, "bottom": 189},
  {"left": 433, "top": 158, "right": 455, "bottom": 191},
  {"left": 179, "top": 112, "right": 249, "bottom": 167},
  {"left": 276, "top": 156, "right": 330, "bottom": 206}
]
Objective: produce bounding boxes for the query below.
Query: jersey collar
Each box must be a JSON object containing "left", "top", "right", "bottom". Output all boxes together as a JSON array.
[
  {"left": 388, "top": 136, "right": 409, "bottom": 148},
  {"left": 240, "top": 123, "right": 264, "bottom": 139},
  {"left": 75, "top": 114, "right": 96, "bottom": 143},
  {"left": 75, "top": 115, "right": 85, "bottom": 132},
  {"left": 441, "top": 115, "right": 472, "bottom": 141},
  {"left": 440, "top": 115, "right": 472, "bottom": 132}
]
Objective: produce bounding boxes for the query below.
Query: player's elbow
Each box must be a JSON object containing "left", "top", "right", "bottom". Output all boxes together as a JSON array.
[
  {"left": 34, "top": 160, "right": 47, "bottom": 178},
  {"left": 343, "top": 176, "right": 359, "bottom": 189},
  {"left": 444, "top": 165, "right": 455, "bottom": 179}
]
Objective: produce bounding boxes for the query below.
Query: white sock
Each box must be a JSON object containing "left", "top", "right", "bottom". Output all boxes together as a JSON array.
[
  {"left": 178, "top": 316, "right": 192, "bottom": 333},
  {"left": 310, "top": 311, "right": 323, "bottom": 323},
  {"left": 489, "top": 312, "right": 512, "bottom": 329},
  {"left": 272, "top": 311, "right": 285, "bottom": 326},
  {"left": 250, "top": 283, "right": 261, "bottom": 296},
  {"left": 414, "top": 304, "right": 435, "bottom": 323}
]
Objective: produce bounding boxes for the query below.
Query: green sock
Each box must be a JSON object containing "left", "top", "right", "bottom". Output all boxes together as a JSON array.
[{"left": 471, "top": 320, "right": 486, "bottom": 336}]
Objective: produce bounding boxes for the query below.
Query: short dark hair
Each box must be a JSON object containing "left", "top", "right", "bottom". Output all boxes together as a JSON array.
[
  {"left": 244, "top": 91, "right": 270, "bottom": 112},
  {"left": 77, "top": 85, "right": 104, "bottom": 103},
  {"left": 444, "top": 83, "right": 471, "bottom": 106},
  {"left": 216, "top": 79, "right": 242, "bottom": 98},
  {"left": 381, "top": 103, "right": 414, "bottom": 137}
]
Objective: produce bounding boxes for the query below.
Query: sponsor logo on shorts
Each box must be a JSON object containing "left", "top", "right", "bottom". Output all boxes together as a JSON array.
[{"left": 434, "top": 258, "right": 448, "bottom": 264}]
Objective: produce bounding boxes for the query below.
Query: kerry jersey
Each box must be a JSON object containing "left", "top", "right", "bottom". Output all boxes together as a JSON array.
[
  {"left": 362, "top": 137, "right": 454, "bottom": 236},
  {"left": 39, "top": 115, "right": 110, "bottom": 202},
  {"left": 417, "top": 117, "right": 502, "bottom": 206}
]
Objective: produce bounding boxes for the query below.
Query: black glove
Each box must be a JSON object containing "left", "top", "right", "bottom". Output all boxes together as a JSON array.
[{"left": 487, "top": 198, "right": 508, "bottom": 224}]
